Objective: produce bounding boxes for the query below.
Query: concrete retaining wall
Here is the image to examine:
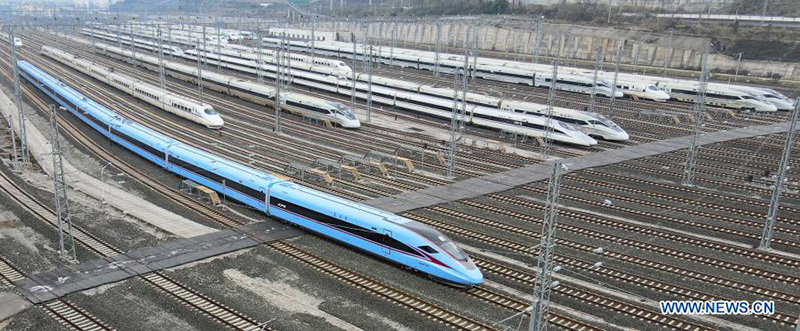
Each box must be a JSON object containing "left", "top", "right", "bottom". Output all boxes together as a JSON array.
[{"left": 298, "top": 21, "right": 799, "bottom": 81}]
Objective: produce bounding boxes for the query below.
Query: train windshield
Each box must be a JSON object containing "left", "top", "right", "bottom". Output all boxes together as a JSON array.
[
  {"left": 557, "top": 121, "right": 578, "bottom": 131},
  {"left": 403, "top": 221, "right": 469, "bottom": 261},
  {"left": 204, "top": 108, "right": 218, "bottom": 115},
  {"left": 594, "top": 114, "right": 624, "bottom": 132},
  {"left": 330, "top": 102, "right": 356, "bottom": 120},
  {"left": 740, "top": 95, "right": 756, "bottom": 100},
  {"left": 646, "top": 85, "right": 661, "bottom": 91}
]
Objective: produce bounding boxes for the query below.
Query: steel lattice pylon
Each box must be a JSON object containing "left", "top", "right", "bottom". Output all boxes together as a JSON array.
[
  {"left": 10, "top": 27, "right": 29, "bottom": 168},
  {"left": 587, "top": 44, "right": 603, "bottom": 113},
  {"left": 542, "top": 29, "right": 570, "bottom": 158},
  {"left": 529, "top": 161, "right": 565, "bottom": 331},
  {"left": 682, "top": 42, "right": 712, "bottom": 187},
  {"left": 49, "top": 105, "right": 77, "bottom": 263},
  {"left": 759, "top": 99, "right": 799, "bottom": 250},
  {"left": 156, "top": 25, "right": 166, "bottom": 90},
  {"left": 446, "top": 47, "right": 470, "bottom": 179}
]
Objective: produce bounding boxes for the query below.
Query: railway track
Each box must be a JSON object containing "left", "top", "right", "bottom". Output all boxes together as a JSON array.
[
  {"left": 564, "top": 175, "right": 800, "bottom": 224},
  {"left": 33, "top": 33, "right": 504, "bottom": 190},
  {"left": 447, "top": 199, "right": 800, "bottom": 298},
  {"left": 399, "top": 213, "right": 718, "bottom": 329},
  {"left": 522, "top": 184, "right": 800, "bottom": 249},
  {"left": 580, "top": 169, "right": 800, "bottom": 214},
  {"left": 69, "top": 30, "right": 586, "bottom": 161},
  {"left": 267, "top": 241, "right": 499, "bottom": 330},
  {"left": 402, "top": 211, "right": 800, "bottom": 327},
  {"left": 428, "top": 201, "right": 800, "bottom": 302},
  {"left": 15, "top": 30, "right": 796, "bottom": 330},
  {"left": 5, "top": 44, "right": 379, "bottom": 201},
  {"left": 0, "top": 66, "right": 267, "bottom": 331},
  {"left": 620, "top": 156, "right": 800, "bottom": 201},
  {"left": 548, "top": 179, "right": 800, "bottom": 230},
  {"left": 2, "top": 35, "right": 591, "bottom": 331},
  {"left": 473, "top": 257, "right": 800, "bottom": 327}
]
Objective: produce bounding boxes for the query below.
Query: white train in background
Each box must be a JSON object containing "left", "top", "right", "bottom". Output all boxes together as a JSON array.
[
  {"left": 84, "top": 28, "right": 354, "bottom": 78},
  {"left": 361, "top": 75, "right": 628, "bottom": 140},
  {"left": 727, "top": 86, "right": 795, "bottom": 111},
  {"left": 176, "top": 45, "right": 601, "bottom": 145},
  {"left": 87, "top": 29, "right": 612, "bottom": 146},
  {"left": 0, "top": 33, "right": 22, "bottom": 47},
  {"left": 84, "top": 29, "right": 184, "bottom": 56},
  {"left": 657, "top": 81, "right": 778, "bottom": 112},
  {"left": 58, "top": 33, "right": 361, "bottom": 128},
  {"left": 41, "top": 45, "right": 224, "bottom": 129},
  {"left": 259, "top": 36, "right": 623, "bottom": 99},
  {"left": 108, "top": 24, "right": 792, "bottom": 112},
  {"left": 244, "top": 31, "right": 793, "bottom": 110}
]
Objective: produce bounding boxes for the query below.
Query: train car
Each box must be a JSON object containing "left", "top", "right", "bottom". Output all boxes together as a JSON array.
[
  {"left": 83, "top": 40, "right": 360, "bottom": 128},
  {"left": 18, "top": 59, "right": 481, "bottom": 287},
  {"left": 658, "top": 81, "right": 778, "bottom": 112},
  {"left": 499, "top": 100, "right": 628, "bottom": 141},
  {"left": 258, "top": 36, "right": 622, "bottom": 98},
  {"left": 727, "top": 86, "right": 795, "bottom": 111},
  {"left": 214, "top": 42, "right": 353, "bottom": 76},
  {"left": 367, "top": 74, "right": 627, "bottom": 141},
  {"left": 179, "top": 44, "right": 598, "bottom": 146},
  {"left": 0, "top": 33, "right": 22, "bottom": 47},
  {"left": 85, "top": 28, "right": 352, "bottom": 79},
  {"left": 534, "top": 72, "right": 623, "bottom": 98},
  {"left": 83, "top": 29, "right": 184, "bottom": 56},
  {"left": 564, "top": 70, "right": 671, "bottom": 102},
  {"left": 42, "top": 45, "right": 224, "bottom": 129},
  {"left": 82, "top": 33, "right": 594, "bottom": 145}
]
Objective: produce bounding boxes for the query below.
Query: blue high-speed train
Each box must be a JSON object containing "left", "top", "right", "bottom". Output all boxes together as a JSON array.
[{"left": 18, "top": 60, "right": 482, "bottom": 287}]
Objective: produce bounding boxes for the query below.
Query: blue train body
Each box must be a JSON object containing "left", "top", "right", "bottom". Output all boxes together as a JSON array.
[{"left": 18, "top": 60, "right": 482, "bottom": 286}]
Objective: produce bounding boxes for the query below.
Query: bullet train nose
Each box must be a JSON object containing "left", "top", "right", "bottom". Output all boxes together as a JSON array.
[
  {"left": 340, "top": 118, "right": 361, "bottom": 128},
  {"left": 654, "top": 91, "right": 671, "bottom": 102},
  {"left": 613, "top": 130, "right": 630, "bottom": 141},
  {"left": 614, "top": 91, "right": 624, "bottom": 98},
  {"left": 463, "top": 266, "right": 484, "bottom": 286},
  {"left": 762, "top": 104, "right": 778, "bottom": 112},
  {"left": 207, "top": 116, "right": 225, "bottom": 129}
]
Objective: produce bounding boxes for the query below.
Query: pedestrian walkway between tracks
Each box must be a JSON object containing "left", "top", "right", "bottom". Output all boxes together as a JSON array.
[{"left": 365, "top": 121, "right": 795, "bottom": 213}]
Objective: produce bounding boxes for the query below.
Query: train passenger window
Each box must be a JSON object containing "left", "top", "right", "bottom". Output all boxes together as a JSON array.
[{"left": 419, "top": 246, "right": 438, "bottom": 254}]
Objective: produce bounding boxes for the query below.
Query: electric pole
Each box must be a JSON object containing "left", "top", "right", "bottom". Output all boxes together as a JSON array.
[
  {"left": 157, "top": 25, "right": 166, "bottom": 90},
  {"left": 533, "top": 17, "right": 543, "bottom": 64},
  {"left": 759, "top": 99, "right": 798, "bottom": 250},
  {"left": 434, "top": 19, "right": 442, "bottom": 78},
  {"left": 9, "top": 27, "right": 28, "bottom": 168},
  {"left": 609, "top": 42, "right": 623, "bottom": 116},
  {"left": 682, "top": 43, "right": 712, "bottom": 187},
  {"left": 350, "top": 32, "right": 357, "bottom": 112},
  {"left": 366, "top": 44, "right": 373, "bottom": 123},
  {"left": 542, "top": 31, "right": 566, "bottom": 158},
  {"left": 588, "top": 45, "right": 603, "bottom": 113},
  {"left": 663, "top": 28, "right": 673, "bottom": 78},
  {"left": 528, "top": 161, "right": 565, "bottom": 331},
  {"left": 274, "top": 34, "right": 285, "bottom": 134},
  {"left": 49, "top": 105, "right": 77, "bottom": 263}
]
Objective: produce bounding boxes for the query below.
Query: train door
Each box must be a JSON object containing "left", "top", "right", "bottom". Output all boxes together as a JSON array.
[{"left": 381, "top": 229, "right": 392, "bottom": 256}]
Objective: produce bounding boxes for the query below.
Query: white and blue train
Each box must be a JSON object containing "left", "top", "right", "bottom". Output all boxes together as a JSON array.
[{"left": 18, "top": 60, "right": 482, "bottom": 287}]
